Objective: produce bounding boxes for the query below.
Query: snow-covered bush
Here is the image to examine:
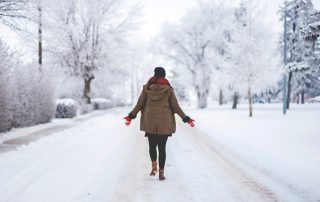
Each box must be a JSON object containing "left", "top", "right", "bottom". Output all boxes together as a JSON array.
[
  {"left": 0, "top": 40, "right": 14, "bottom": 132},
  {"left": 1, "top": 39, "right": 55, "bottom": 132},
  {"left": 55, "top": 99, "right": 78, "bottom": 118},
  {"left": 0, "top": 74, "right": 14, "bottom": 132},
  {"left": 0, "top": 90, "right": 13, "bottom": 132},
  {"left": 11, "top": 64, "right": 56, "bottom": 128},
  {"left": 91, "top": 98, "right": 112, "bottom": 110},
  {"left": 0, "top": 59, "right": 56, "bottom": 131}
]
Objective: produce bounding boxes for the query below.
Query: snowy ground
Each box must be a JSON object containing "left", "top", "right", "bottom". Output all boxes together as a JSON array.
[
  {"left": 0, "top": 104, "right": 319, "bottom": 202},
  {"left": 0, "top": 109, "right": 110, "bottom": 153}
]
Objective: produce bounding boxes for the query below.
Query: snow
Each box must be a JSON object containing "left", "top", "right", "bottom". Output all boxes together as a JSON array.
[
  {"left": 287, "top": 62, "right": 310, "bottom": 72},
  {"left": 0, "top": 104, "right": 319, "bottom": 202},
  {"left": 56, "top": 98, "right": 77, "bottom": 106},
  {"left": 191, "top": 103, "right": 320, "bottom": 201},
  {"left": 0, "top": 109, "right": 111, "bottom": 145},
  {"left": 91, "top": 98, "right": 111, "bottom": 103},
  {"left": 307, "top": 96, "right": 320, "bottom": 103}
]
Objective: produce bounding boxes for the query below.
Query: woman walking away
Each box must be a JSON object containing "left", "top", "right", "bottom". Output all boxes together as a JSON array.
[{"left": 124, "top": 67, "right": 195, "bottom": 181}]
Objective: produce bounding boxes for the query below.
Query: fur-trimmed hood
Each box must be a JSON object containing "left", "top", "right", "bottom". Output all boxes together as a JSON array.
[{"left": 144, "top": 84, "right": 171, "bottom": 101}]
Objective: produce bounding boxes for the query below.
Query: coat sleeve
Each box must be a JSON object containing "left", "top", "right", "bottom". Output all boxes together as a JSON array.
[
  {"left": 129, "top": 88, "right": 147, "bottom": 119},
  {"left": 169, "top": 89, "right": 187, "bottom": 119}
]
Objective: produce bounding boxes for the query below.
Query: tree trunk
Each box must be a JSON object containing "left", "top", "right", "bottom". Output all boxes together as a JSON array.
[
  {"left": 38, "top": 0, "right": 42, "bottom": 73},
  {"left": 267, "top": 90, "right": 271, "bottom": 103},
  {"left": 197, "top": 91, "right": 208, "bottom": 109},
  {"left": 248, "top": 87, "right": 253, "bottom": 117},
  {"left": 301, "top": 90, "right": 305, "bottom": 104},
  {"left": 286, "top": 71, "right": 292, "bottom": 109},
  {"left": 296, "top": 93, "right": 300, "bottom": 104},
  {"left": 232, "top": 91, "right": 238, "bottom": 109},
  {"left": 83, "top": 76, "right": 94, "bottom": 104},
  {"left": 219, "top": 89, "right": 223, "bottom": 105}
]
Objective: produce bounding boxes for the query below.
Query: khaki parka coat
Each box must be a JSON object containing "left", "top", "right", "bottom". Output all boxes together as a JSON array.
[{"left": 130, "top": 83, "right": 186, "bottom": 135}]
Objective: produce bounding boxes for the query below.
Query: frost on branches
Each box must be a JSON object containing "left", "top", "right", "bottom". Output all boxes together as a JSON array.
[
  {"left": 157, "top": 0, "right": 282, "bottom": 114},
  {"left": 0, "top": 40, "right": 15, "bottom": 132},
  {"left": 283, "top": 0, "right": 320, "bottom": 107},
  {"left": 226, "top": 1, "right": 282, "bottom": 117},
  {"left": 0, "top": 40, "right": 55, "bottom": 132},
  {"left": 47, "top": 0, "right": 139, "bottom": 104},
  {"left": 0, "top": 0, "right": 27, "bottom": 28},
  {"left": 156, "top": 1, "right": 232, "bottom": 108}
]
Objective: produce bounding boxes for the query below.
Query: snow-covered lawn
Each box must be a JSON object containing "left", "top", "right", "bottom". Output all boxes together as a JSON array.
[
  {"left": 0, "top": 104, "right": 319, "bottom": 202},
  {"left": 191, "top": 103, "right": 320, "bottom": 201}
]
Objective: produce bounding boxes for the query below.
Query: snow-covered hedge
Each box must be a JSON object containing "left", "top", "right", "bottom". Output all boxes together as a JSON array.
[
  {"left": 91, "top": 98, "right": 112, "bottom": 110},
  {"left": 55, "top": 99, "right": 78, "bottom": 118},
  {"left": 0, "top": 45, "right": 55, "bottom": 132},
  {"left": 11, "top": 66, "right": 55, "bottom": 128},
  {"left": 0, "top": 80, "right": 13, "bottom": 132},
  {"left": 0, "top": 40, "right": 14, "bottom": 132}
]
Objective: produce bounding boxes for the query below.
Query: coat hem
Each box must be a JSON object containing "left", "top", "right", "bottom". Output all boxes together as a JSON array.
[{"left": 145, "top": 132, "right": 172, "bottom": 137}]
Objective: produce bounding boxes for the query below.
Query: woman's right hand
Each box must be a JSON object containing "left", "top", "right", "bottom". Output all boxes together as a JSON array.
[
  {"left": 183, "top": 116, "right": 195, "bottom": 127},
  {"left": 187, "top": 118, "right": 195, "bottom": 127}
]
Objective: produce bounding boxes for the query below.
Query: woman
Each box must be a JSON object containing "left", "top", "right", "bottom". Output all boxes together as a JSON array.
[{"left": 124, "top": 67, "right": 194, "bottom": 181}]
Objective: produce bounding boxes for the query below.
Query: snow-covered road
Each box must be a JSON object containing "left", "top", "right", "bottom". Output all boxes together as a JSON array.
[{"left": 0, "top": 105, "right": 319, "bottom": 202}]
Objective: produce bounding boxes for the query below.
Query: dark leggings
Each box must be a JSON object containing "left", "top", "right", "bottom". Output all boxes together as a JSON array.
[{"left": 147, "top": 135, "right": 168, "bottom": 169}]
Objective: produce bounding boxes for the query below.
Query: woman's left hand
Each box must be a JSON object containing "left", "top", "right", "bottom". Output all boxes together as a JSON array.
[{"left": 124, "top": 116, "right": 132, "bottom": 126}]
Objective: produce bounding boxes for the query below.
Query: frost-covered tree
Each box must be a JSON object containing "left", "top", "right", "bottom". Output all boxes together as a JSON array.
[
  {"left": 47, "top": 0, "right": 139, "bottom": 104},
  {"left": 283, "top": 0, "right": 320, "bottom": 107},
  {"left": 227, "top": 1, "right": 248, "bottom": 109},
  {"left": 0, "top": 0, "right": 57, "bottom": 132},
  {"left": 156, "top": 1, "right": 232, "bottom": 108},
  {"left": 301, "top": 10, "right": 320, "bottom": 98},
  {"left": 226, "top": 0, "right": 282, "bottom": 117}
]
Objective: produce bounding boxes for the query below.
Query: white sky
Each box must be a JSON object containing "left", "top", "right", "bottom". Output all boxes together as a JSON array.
[
  {"left": 1, "top": 0, "right": 320, "bottom": 46},
  {"left": 137, "top": 0, "right": 197, "bottom": 39},
  {"left": 138, "top": 0, "right": 320, "bottom": 39}
]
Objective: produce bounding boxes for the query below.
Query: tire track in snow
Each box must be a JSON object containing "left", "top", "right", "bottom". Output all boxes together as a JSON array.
[
  {"left": 220, "top": 144, "right": 317, "bottom": 202},
  {"left": 179, "top": 124, "right": 280, "bottom": 202},
  {"left": 223, "top": 146, "right": 318, "bottom": 202},
  {"left": 0, "top": 123, "right": 96, "bottom": 201},
  {"left": 188, "top": 125, "right": 317, "bottom": 202},
  {"left": 0, "top": 111, "right": 128, "bottom": 202},
  {"left": 112, "top": 128, "right": 193, "bottom": 202},
  {"left": 113, "top": 120, "right": 280, "bottom": 202}
]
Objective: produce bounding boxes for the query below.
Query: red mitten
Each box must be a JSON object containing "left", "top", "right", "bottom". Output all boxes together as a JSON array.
[
  {"left": 124, "top": 116, "right": 132, "bottom": 126},
  {"left": 187, "top": 118, "right": 195, "bottom": 127}
]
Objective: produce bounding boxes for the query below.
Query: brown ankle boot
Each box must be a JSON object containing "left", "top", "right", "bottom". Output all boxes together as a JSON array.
[
  {"left": 159, "top": 169, "right": 165, "bottom": 181},
  {"left": 150, "top": 161, "right": 157, "bottom": 176}
]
